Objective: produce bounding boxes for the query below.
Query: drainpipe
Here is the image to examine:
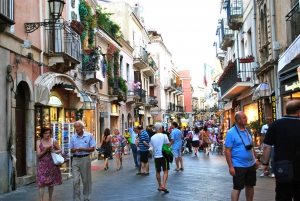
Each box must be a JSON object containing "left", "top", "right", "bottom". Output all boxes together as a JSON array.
[
  {"left": 39, "top": 0, "right": 44, "bottom": 75},
  {"left": 270, "top": 0, "right": 281, "bottom": 118},
  {"left": 7, "top": 67, "right": 12, "bottom": 192},
  {"left": 251, "top": 0, "right": 259, "bottom": 69}
]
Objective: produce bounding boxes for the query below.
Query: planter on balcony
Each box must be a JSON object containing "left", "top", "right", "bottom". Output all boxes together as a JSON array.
[
  {"left": 84, "top": 72, "right": 100, "bottom": 84},
  {"left": 239, "top": 55, "right": 254, "bottom": 63},
  {"left": 237, "top": 78, "right": 242, "bottom": 82},
  {"left": 70, "top": 20, "right": 86, "bottom": 36},
  {"left": 83, "top": 49, "right": 95, "bottom": 54},
  {"left": 246, "top": 77, "right": 251, "bottom": 81}
]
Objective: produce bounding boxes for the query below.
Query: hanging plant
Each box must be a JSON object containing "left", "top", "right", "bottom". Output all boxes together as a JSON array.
[{"left": 81, "top": 46, "right": 101, "bottom": 75}]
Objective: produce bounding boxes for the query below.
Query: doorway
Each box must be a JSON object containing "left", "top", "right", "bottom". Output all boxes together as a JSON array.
[{"left": 15, "top": 81, "right": 29, "bottom": 177}]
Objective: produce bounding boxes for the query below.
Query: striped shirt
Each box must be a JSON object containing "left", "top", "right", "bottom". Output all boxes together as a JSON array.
[{"left": 138, "top": 130, "right": 150, "bottom": 151}]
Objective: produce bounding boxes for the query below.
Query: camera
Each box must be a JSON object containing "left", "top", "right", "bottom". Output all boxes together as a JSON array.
[{"left": 245, "top": 144, "right": 253, "bottom": 150}]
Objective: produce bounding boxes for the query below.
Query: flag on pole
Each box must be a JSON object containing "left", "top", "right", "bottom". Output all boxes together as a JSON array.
[{"left": 204, "top": 63, "right": 207, "bottom": 87}]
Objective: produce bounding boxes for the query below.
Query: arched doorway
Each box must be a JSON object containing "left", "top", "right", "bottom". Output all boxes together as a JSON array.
[
  {"left": 15, "top": 81, "right": 30, "bottom": 177},
  {"left": 121, "top": 114, "right": 125, "bottom": 134},
  {"left": 127, "top": 113, "right": 132, "bottom": 128}
]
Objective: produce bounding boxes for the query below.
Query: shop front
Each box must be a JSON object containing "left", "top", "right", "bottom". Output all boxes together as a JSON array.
[{"left": 34, "top": 72, "right": 96, "bottom": 175}]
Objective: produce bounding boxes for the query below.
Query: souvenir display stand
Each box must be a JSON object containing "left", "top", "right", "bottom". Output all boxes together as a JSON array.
[{"left": 60, "top": 122, "right": 74, "bottom": 179}]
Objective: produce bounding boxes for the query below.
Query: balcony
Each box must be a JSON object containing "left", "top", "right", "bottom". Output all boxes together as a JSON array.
[
  {"left": 143, "top": 56, "right": 158, "bottom": 77},
  {"left": 133, "top": 46, "right": 149, "bottom": 70},
  {"left": 226, "top": 0, "right": 243, "bottom": 31},
  {"left": 219, "top": 19, "right": 234, "bottom": 51},
  {"left": 174, "top": 84, "right": 183, "bottom": 94},
  {"left": 127, "top": 81, "right": 141, "bottom": 103},
  {"left": 0, "top": 0, "right": 15, "bottom": 31},
  {"left": 176, "top": 105, "right": 184, "bottom": 113},
  {"left": 83, "top": 71, "right": 102, "bottom": 85},
  {"left": 164, "top": 78, "right": 176, "bottom": 91},
  {"left": 218, "top": 60, "right": 254, "bottom": 100},
  {"left": 135, "top": 89, "right": 147, "bottom": 106},
  {"left": 149, "top": 76, "right": 158, "bottom": 87},
  {"left": 47, "top": 19, "right": 81, "bottom": 72}
]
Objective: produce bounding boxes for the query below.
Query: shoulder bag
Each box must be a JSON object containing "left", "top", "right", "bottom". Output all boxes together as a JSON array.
[
  {"left": 162, "top": 134, "right": 173, "bottom": 163},
  {"left": 273, "top": 117, "right": 300, "bottom": 183},
  {"left": 51, "top": 138, "right": 65, "bottom": 165}
]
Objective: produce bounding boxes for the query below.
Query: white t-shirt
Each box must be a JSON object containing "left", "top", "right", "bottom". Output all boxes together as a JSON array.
[
  {"left": 260, "top": 124, "right": 268, "bottom": 135},
  {"left": 150, "top": 133, "right": 169, "bottom": 158},
  {"left": 192, "top": 132, "right": 200, "bottom": 141}
]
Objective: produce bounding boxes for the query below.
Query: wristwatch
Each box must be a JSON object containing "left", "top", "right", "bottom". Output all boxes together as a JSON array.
[{"left": 262, "top": 163, "right": 269, "bottom": 166}]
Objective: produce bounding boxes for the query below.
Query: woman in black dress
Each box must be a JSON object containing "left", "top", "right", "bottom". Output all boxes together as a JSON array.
[{"left": 101, "top": 128, "right": 111, "bottom": 170}]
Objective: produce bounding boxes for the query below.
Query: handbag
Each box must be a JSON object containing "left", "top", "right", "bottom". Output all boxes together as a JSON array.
[
  {"left": 162, "top": 135, "right": 173, "bottom": 163},
  {"left": 50, "top": 138, "right": 65, "bottom": 165}
]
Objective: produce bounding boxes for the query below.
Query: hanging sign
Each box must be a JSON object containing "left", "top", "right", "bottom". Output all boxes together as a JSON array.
[
  {"left": 48, "top": 96, "right": 63, "bottom": 107},
  {"left": 257, "top": 99, "right": 263, "bottom": 126},
  {"left": 271, "top": 95, "right": 277, "bottom": 121}
]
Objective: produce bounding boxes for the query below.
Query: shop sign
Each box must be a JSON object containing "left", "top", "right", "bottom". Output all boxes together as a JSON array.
[
  {"left": 271, "top": 95, "right": 277, "bottom": 121},
  {"left": 281, "top": 81, "right": 300, "bottom": 94},
  {"left": 257, "top": 99, "right": 263, "bottom": 126},
  {"left": 151, "top": 110, "right": 159, "bottom": 115},
  {"left": 100, "top": 112, "right": 108, "bottom": 118},
  {"left": 48, "top": 96, "right": 63, "bottom": 107}
]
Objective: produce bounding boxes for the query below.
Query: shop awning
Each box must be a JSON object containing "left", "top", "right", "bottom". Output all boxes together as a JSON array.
[
  {"left": 34, "top": 72, "right": 83, "bottom": 109},
  {"left": 80, "top": 91, "right": 95, "bottom": 110},
  {"left": 215, "top": 110, "right": 225, "bottom": 115},
  {"left": 252, "top": 82, "right": 271, "bottom": 101},
  {"left": 224, "top": 101, "right": 233, "bottom": 110}
]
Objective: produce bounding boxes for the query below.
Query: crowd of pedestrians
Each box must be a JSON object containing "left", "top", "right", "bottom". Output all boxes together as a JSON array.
[{"left": 33, "top": 100, "right": 300, "bottom": 201}]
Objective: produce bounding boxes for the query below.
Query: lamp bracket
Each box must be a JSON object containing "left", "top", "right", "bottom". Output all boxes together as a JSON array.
[{"left": 24, "top": 19, "right": 63, "bottom": 33}]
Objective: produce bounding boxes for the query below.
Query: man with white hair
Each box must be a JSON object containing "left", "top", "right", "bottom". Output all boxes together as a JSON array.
[
  {"left": 150, "top": 122, "right": 170, "bottom": 193},
  {"left": 70, "top": 121, "right": 96, "bottom": 201}
]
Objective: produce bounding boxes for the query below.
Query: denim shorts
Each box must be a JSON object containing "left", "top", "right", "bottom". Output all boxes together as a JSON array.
[{"left": 172, "top": 149, "right": 181, "bottom": 158}]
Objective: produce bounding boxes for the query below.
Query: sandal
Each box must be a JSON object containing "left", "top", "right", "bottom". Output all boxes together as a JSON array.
[
  {"left": 180, "top": 168, "right": 184, "bottom": 171},
  {"left": 136, "top": 172, "right": 142, "bottom": 175},
  {"left": 160, "top": 186, "right": 169, "bottom": 193}
]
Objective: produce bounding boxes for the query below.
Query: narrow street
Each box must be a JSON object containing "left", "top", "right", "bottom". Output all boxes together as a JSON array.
[{"left": 0, "top": 151, "right": 275, "bottom": 201}]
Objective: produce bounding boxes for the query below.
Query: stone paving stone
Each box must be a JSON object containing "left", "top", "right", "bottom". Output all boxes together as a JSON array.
[{"left": 0, "top": 151, "right": 276, "bottom": 201}]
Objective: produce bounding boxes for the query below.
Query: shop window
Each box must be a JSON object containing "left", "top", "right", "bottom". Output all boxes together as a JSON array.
[
  {"left": 82, "top": 110, "right": 95, "bottom": 138},
  {"left": 243, "top": 103, "right": 258, "bottom": 124}
]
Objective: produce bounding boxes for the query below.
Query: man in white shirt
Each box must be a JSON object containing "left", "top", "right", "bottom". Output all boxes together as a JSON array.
[
  {"left": 150, "top": 122, "right": 170, "bottom": 193},
  {"left": 260, "top": 117, "right": 273, "bottom": 149}
]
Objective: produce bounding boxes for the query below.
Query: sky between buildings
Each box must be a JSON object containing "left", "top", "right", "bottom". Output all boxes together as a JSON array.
[{"left": 106, "top": 0, "right": 221, "bottom": 87}]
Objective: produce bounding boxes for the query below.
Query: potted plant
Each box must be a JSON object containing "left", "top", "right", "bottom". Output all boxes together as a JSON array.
[
  {"left": 70, "top": 20, "right": 86, "bottom": 35},
  {"left": 246, "top": 77, "right": 251, "bottom": 81},
  {"left": 239, "top": 55, "right": 254, "bottom": 63}
]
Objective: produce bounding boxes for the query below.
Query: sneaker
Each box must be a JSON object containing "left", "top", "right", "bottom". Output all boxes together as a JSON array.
[
  {"left": 271, "top": 173, "right": 275, "bottom": 178},
  {"left": 260, "top": 173, "right": 267, "bottom": 177}
]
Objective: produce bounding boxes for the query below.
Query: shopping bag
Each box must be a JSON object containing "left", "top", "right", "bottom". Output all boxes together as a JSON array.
[{"left": 51, "top": 152, "right": 65, "bottom": 165}]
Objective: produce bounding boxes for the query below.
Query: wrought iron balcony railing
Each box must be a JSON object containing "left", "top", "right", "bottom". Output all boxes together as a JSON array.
[
  {"left": 0, "top": 0, "right": 14, "bottom": 24},
  {"left": 133, "top": 46, "right": 149, "bottom": 64},
  {"left": 47, "top": 20, "right": 81, "bottom": 62},
  {"left": 148, "top": 57, "right": 158, "bottom": 72}
]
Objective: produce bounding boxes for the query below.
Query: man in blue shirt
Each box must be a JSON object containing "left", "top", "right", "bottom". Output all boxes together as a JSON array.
[
  {"left": 70, "top": 121, "right": 96, "bottom": 201},
  {"left": 225, "top": 111, "right": 259, "bottom": 201},
  {"left": 169, "top": 122, "right": 184, "bottom": 171},
  {"left": 137, "top": 125, "right": 150, "bottom": 175}
]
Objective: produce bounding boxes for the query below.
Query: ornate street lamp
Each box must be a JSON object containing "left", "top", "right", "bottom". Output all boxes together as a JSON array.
[
  {"left": 24, "top": 0, "right": 65, "bottom": 33},
  {"left": 48, "top": 0, "right": 65, "bottom": 20},
  {"left": 212, "top": 81, "right": 219, "bottom": 92}
]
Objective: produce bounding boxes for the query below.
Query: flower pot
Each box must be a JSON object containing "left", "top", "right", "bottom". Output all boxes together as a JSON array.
[
  {"left": 70, "top": 21, "right": 85, "bottom": 36},
  {"left": 237, "top": 78, "right": 242, "bottom": 82},
  {"left": 246, "top": 77, "right": 251, "bottom": 81},
  {"left": 239, "top": 59, "right": 254, "bottom": 63},
  {"left": 83, "top": 49, "right": 95, "bottom": 54}
]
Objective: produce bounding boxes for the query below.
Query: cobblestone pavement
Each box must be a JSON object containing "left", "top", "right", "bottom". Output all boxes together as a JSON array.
[{"left": 0, "top": 151, "right": 276, "bottom": 201}]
